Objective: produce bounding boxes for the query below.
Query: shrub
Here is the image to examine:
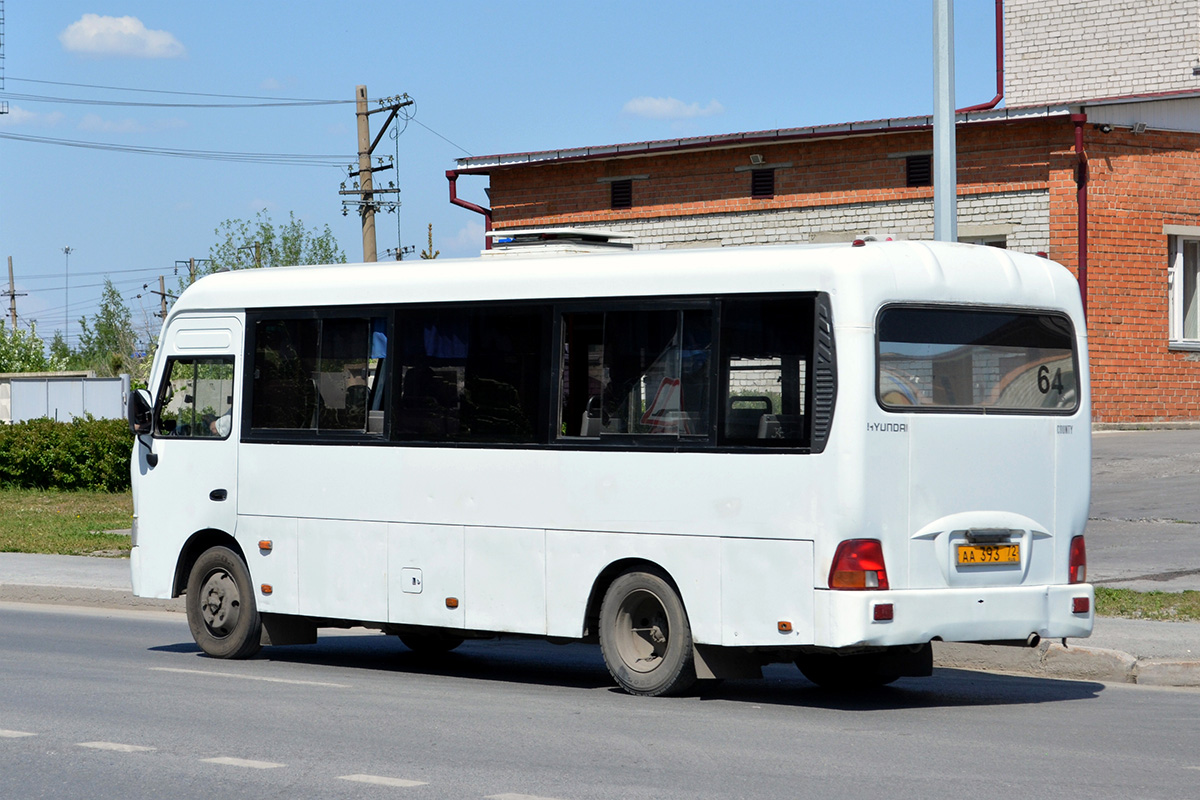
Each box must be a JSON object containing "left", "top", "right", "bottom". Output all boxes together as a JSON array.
[{"left": 0, "top": 416, "right": 131, "bottom": 492}]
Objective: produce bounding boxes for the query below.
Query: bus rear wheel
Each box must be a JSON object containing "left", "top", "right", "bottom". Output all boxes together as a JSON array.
[
  {"left": 186, "top": 546, "right": 262, "bottom": 659},
  {"left": 599, "top": 569, "right": 696, "bottom": 697}
]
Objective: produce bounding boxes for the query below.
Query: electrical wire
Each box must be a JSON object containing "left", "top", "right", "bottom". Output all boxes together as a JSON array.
[
  {"left": 8, "top": 76, "right": 355, "bottom": 103},
  {"left": 0, "top": 131, "right": 351, "bottom": 166}
]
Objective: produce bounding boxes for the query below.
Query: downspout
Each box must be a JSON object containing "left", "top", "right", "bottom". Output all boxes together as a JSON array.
[
  {"left": 1073, "top": 114, "right": 1089, "bottom": 317},
  {"left": 446, "top": 169, "right": 494, "bottom": 250},
  {"left": 957, "top": 0, "right": 1005, "bottom": 113}
]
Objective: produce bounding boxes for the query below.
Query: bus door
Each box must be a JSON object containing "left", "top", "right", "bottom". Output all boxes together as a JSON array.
[{"left": 136, "top": 317, "right": 242, "bottom": 586}]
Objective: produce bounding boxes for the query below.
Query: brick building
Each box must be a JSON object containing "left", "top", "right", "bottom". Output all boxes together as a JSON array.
[{"left": 447, "top": 0, "right": 1200, "bottom": 423}]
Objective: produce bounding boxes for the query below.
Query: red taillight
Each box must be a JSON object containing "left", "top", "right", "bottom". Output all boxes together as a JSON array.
[
  {"left": 1072, "top": 597, "right": 1090, "bottom": 614},
  {"left": 1069, "top": 535, "right": 1087, "bottom": 584},
  {"left": 829, "top": 539, "right": 889, "bottom": 590}
]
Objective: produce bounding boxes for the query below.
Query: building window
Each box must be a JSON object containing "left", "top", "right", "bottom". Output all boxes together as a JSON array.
[
  {"left": 906, "top": 154, "right": 932, "bottom": 187},
  {"left": 611, "top": 179, "right": 633, "bottom": 210},
  {"left": 751, "top": 168, "right": 775, "bottom": 199},
  {"left": 1169, "top": 235, "right": 1200, "bottom": 344}
]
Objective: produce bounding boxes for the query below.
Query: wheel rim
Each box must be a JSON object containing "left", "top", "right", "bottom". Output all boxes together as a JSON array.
[
  {"left": 613, "top": 588, "right": 670, "bottom": 674},
  {"left": 198, "top": 569, "right": 241, "bottom": 638}
]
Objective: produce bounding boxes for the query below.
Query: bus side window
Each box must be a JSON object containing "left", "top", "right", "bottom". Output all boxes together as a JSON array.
[
  {"left": 250, "top": 317, "right": 384, "bottom": 435},
  {"left": 154, "top": 357, "right": 235, "bottom": 439},
  {"left": 720, "top": 298, "right": 813, "bottom": 445},
  {"left": 559, "top": 308, "right": 711, "bottom": 439},
  {"left": 394, "top": 308, "right": 541, "bottom": 443}
]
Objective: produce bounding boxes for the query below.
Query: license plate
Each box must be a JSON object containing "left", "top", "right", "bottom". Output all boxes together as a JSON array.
[{"left": 957, "top": 543, "right": 1020, "bottom": 565}]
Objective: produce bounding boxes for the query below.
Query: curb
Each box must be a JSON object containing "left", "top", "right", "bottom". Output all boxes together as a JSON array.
[
  {"left": 0, "top": 585, "right": 184, "bottom": 613},
  {"left": 935, "top": 640, "right": 1200, "bottom": 687}
]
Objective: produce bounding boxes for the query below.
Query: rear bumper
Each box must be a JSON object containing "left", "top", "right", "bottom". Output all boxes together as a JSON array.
[{"left": 813, "top": 584, "right": 1094, "bottom": 649}]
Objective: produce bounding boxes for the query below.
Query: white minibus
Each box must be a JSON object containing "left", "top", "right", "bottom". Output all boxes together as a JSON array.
[{"left": 127, "top": 240, "right": 1093, "bottom": 696}]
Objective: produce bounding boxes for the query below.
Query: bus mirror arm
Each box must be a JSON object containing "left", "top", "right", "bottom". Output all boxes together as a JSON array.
[{"left": 138, "top": 435, "right": 158, "bottom": 468}]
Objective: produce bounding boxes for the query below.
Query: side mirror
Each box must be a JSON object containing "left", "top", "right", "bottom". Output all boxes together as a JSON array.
[{"left": 128, "top": 388, "right": 154, "bottom": 436}]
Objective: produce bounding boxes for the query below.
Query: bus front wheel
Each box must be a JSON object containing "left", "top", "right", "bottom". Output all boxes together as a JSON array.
[
  {"left": 186, "top": 546, "right": 262, "bottom": 659},
  {"left": 599, "top": 569, "right": 696, "bottom": 697}
]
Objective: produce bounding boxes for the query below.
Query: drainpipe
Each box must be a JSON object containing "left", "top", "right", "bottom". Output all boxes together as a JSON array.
[
  {"left": 446, "top": 170, "right": 494, "bottom": 250},
  {"left": 1073, "top": 114, "right": 1089, "bottom": 317},
  {"left": 957, "top": 0, "right": 1005, "bottom": 113}
]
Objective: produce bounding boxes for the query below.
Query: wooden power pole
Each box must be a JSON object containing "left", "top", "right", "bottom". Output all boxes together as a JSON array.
[
  {"left": 5, "top": 256, "right": 26, "bottom": 328},
  {"left": 349, "top": 85, "right": 411, "bottom": 263}
]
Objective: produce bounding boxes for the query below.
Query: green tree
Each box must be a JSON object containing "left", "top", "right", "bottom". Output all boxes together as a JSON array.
[
  {"left": 0, "top": 322, "right": 53, "bottom": 373},
  {"left": 200, "top": 209, "right": 346, "bottom": 282},
  {"left": 420, "top": 223, "right": 440, "bottom": 260},
  {"left": 72, "top": 279, "right": 140, "bottom": 377},
  {"left": 49, "top": 331, "right": 72, "bottom": 369}
]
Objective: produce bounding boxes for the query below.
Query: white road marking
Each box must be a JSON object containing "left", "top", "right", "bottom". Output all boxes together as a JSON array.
[
  {"left": 485, "top": 794, "right": 569, "bottom": 800},
  {"left": 78, "top": 741, "right": 155, "bottom": 753},
  {"left": 338, "top": 774, "right": 429, "bottom": 788},
  {"left": 150, "top": 667, "right": 349, "bottom": 688},
  {"left": 0, "top": 730, "right": 36, "bottom": 738},
  {"left": 202, "top": 756, "right": 285, "bottom": 769}
]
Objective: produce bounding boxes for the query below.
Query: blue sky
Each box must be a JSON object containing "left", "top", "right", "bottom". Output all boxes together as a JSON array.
[{"left": 0, "top": 1, "right": 1001, "bottom": 348}]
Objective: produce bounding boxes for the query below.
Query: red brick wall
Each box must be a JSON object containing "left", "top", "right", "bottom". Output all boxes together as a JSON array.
[
  {"left": 489, "top": 121, "right": 1058, "bottom": 227},
  {"left": 1057, "top": 126, "right": 1200, "bottom": 422}
]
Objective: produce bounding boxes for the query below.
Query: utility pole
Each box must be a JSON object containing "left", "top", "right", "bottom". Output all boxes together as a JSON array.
[
  {"left": 5, "top": 256, "right": 26, "bottom": 328},
  {"left": 933, "top": 0, "right": 958, "bottom": 242},
  {"left": 145, "top": 276, "right": 176, "bottom": 319},
  {"left": 62, "top": 246, "right": 73, "bottom": 343},
  {"left": 346, "top": 85, "right": 411, "bottom": 262}
]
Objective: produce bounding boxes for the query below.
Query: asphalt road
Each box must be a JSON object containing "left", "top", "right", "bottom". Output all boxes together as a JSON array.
[
  {"left": 2, "top": 602, "right": 1198, "bottom": 800},
  {"left": 1088, "top": 429, "right": 1200, "bottom": 590}
]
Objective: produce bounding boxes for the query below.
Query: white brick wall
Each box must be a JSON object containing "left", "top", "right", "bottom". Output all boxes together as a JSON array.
[
  {"left": 563, "top": 191, "right": 1051, "bottom": 255},
  {"left": 1006, "top": 0, "right": 1200, "bottom": 106}
]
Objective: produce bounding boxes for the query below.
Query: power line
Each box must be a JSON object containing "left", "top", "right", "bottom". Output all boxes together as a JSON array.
[
  {"left": 0, "top": 131, "right": 350, "bottom": 166},
  {"left": 0, "top": 90, "right": 353, "bottom": 109},
  {"left": 8, "top": 75, "right": 353, "bottom": 103}
]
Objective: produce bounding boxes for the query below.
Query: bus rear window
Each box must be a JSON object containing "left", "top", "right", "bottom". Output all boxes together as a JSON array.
[{"left": 877, "top": 306, "right": 1078, "bottom": 413}]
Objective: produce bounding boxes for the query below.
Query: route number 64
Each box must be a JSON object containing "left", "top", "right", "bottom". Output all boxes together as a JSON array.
[{"left": 1037, "top": 364, "right": 1065, "bottom": 395}]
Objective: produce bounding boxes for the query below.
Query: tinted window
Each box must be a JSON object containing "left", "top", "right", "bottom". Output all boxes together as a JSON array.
[
  {"left": 251, "top": 316, "right": 386, "bottom": 433},
  {"left": 720, "top": 298, "right": 813, "bottom": 444},
  {"left": 394, "top": 307, "right": 543, "bottom": 443},
  {"left": 877, "top": 307, "right": 1078, "bottom": 412},
  {"left": 559, "top": 308, "right": 712, "bottom": 439}
]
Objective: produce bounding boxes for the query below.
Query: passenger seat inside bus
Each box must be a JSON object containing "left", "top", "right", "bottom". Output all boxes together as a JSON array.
[{"left": 725, "top": 396, "right": 772, "bottom": 439}]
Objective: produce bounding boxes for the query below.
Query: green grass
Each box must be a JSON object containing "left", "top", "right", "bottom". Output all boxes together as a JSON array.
[
  {"left": 0, "top": 488, "right": 133, "bottom": 556},
  {"left": 1095, "top": 587, "right": 1200, "bottom": 622}
]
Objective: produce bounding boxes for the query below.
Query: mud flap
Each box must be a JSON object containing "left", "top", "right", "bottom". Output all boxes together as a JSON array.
[
  {"left": 880, "top": 642, "right": 933, "bottom": 679},
  {"left": 260, "top": 613, "right": 317, "bottom": 646},
  {"left": 693, "top": 644, "right": 763, "bottom": 680}
]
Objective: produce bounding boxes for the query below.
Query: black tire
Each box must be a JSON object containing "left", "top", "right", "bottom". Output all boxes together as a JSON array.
[
  {"left": 186, "top": 546, "right": 262, "bottom": 659},
  {"left": 398, "top": 631, "right": 465, "bottom": 655},
  {"left": 598, "top": 569, "right": 696, "bottom": 697},
  {"left": 796, "top": 652, "right": 898, "bottom": 690}
]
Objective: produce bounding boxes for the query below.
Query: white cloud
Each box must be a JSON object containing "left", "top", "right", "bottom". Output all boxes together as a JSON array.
[
  {"left": 259, "top": 78, "right": 283, "bottom": 91},
  {"left": 622, "top": 96, "right": 725, "bottom": 121},
  {"left": 0, "top": 106, "right": 66, "bottom": 127},
  {"left": 59, "top": 14, "right": 185, "bottom": 58},
  {"left": 442, "top": 222, "right": 486, "bottom": 258}
]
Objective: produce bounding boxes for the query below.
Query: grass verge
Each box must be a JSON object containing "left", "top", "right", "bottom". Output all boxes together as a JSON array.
[
  {"left": 0, "top": 488, "right": 132, "bottom": 556},
  {"left": 1095, "top": 587, "right": 1200, "bottom": 622}
]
